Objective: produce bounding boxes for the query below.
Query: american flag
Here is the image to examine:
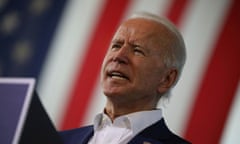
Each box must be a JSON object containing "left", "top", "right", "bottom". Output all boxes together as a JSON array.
[{"left": 0, "top": 0, "right": 239, "bottom": 143}]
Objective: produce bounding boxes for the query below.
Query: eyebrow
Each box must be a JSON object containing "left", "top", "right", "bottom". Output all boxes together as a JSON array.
[
  {"left": 112, "top": 38, "right": 149, "bottom": 50},
  {"left": 111, "top": 38, "right": 124, "bottom": 44}
]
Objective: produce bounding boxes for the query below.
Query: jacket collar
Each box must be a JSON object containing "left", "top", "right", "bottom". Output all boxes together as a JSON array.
[
  {"left": 80, "top": 118, "right": 183, "bottom": 144},
  {"left": 77, "top": 126, "right": 94, "bottom": 144}
]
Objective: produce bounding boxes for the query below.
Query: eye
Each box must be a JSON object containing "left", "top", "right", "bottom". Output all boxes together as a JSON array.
[
  {"left": 133, "top": 46, "right": 145, "bottom": 56},
  {"left": 111, "top": 43, "right": 121, "bottom": 51}
]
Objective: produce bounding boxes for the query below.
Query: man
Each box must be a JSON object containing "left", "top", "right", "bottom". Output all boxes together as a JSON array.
[{"left": 60, "top": 12, "right": 191, "bottom": 144}]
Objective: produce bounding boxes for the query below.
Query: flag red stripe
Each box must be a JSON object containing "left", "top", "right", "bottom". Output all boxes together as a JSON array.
[
  {"left": 165, "top": 0, "right": 189, "bottom": 26},
  {"left": 60, "top": 0, "right": 130, "bottom": 130},
  {"left": 184, "top": 0, "right": 240, "bottom": 143}
]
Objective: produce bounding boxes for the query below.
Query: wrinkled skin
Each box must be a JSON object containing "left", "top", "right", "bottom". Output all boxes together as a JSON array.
[{"left": 101, "top": 18, "right": 178, "bottom": 119}]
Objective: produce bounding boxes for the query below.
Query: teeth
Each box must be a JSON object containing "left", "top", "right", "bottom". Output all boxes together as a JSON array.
[
  {"left": 109, "top": 71, "right": 127, "bottom": 80},
  {"left": 112, "top": 75, "right": 126, "bottom": 80},
  {"left": 111, "top": 72, "right": 122, "bottom": 76}
]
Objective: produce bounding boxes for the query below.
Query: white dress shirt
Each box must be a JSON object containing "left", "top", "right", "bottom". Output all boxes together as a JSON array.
[{"left": 88, "top": 109, "right": 162, "bottom": 144}]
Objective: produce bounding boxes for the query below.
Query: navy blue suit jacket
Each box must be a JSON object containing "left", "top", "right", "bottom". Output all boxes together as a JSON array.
[{"left": 59, "top": 118, "right": 190, "bottom": 144}]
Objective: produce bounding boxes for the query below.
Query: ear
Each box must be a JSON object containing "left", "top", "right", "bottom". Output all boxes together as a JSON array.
[{"left": 157, "top": 69, "right": 178, "bottom": 94}]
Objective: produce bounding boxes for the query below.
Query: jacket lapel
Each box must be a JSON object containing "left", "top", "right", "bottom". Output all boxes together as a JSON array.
[
  {"left": 78, "top": 127, "right": 94, "bottom": 144},
  {"left": 128, "top": 119, "right": 173, "bottom": 144}
]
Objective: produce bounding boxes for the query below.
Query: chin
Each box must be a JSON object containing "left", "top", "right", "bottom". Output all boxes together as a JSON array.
[
  {"left": 102, "top": 81, "right": 130, "bottom": 97},
  {"left": 103, "top": 89, "right": 125, "bottom": 98},
  {"left": 103, "top": 90, "right": 119, "bottom": 97}
]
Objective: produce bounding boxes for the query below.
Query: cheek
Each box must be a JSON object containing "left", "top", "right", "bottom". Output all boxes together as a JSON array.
[
  {"left": 100, "top": 58, "right": 109, "bottom": 83},
  {"left": 102, "top": 54, "right": 109, "bottom": 65},
  {"left": 136, "top": 62, "right": 162, "bottom": 85},
  {"left": 101, "top": 54, "right": 110, "bottom": 72}
]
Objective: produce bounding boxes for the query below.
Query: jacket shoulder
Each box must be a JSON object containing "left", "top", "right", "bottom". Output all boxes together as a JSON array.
[
  {"left": 165, "top": 133, "right": 191, "bottom": 144},
  {"left": 133, "top": 119, "right": 191, "bottom": 144}
]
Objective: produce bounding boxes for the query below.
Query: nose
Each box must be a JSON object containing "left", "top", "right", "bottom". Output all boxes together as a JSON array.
[{"left": 112, "top": 45, "right": 129, "bottom": 64}]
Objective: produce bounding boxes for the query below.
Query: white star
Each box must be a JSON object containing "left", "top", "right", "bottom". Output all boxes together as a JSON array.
[
  {"left": 0, "top": 11, "right": 20, "bottom": 35},
  {"left": 11, "top": 40, "right": 33, "bottom": 65},
  {"left": 29, "top": 0, "right": 50, "bottom": 15},
  {"left": 0, "top": 0, "right": 7, "bottom": 9}
]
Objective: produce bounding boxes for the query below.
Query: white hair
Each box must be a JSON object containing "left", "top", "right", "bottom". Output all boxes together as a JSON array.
[{"left": 129, "top": 12, "right": 187, "bottom": 98}]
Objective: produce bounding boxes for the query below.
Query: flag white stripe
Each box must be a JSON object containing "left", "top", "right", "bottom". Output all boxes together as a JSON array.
[
  {"left": 163, "top": 0, "right": 232, "bottom": 134},
  {"left": 220, "top": 82, "right": 240, "bottom": 144},
  {"left": 124, "top": 0, "right": 172, "bottom": 18},
  {"left": 37, "top": 0, "right": 106, "bottom": 128}
]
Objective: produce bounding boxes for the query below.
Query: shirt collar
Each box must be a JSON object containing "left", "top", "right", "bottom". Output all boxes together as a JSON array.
[{"left": 93, "top": 109, "right": 162, "bottom": 136}]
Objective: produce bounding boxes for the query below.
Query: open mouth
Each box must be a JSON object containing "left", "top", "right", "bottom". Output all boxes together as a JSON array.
[{"left": 107, "top": 71, "right": 129, "bottom": 80}]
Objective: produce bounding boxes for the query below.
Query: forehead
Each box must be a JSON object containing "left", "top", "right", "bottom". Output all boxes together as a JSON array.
[
  {"left": 113, "top": 18, "right": 172, "bottom": 43},
  {"left": 115, "top": 18, "right": 159, "bottom": 37}
]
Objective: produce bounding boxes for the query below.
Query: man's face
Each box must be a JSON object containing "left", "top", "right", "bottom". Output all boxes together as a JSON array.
[{"left": 101, "top": 18, "right": 171, "bottom": 103}]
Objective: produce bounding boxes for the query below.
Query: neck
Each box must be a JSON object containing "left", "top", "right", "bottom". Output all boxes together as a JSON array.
[{"left": 104, "top": 98, "right": 157, "bottom": 121}]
